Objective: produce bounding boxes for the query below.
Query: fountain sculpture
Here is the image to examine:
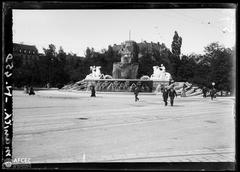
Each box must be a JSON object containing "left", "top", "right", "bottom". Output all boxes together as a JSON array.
[
  {"left": 77, "top": 41, "right": 173, "bottom": 93},
  {"left": 83, "top": 41, "right": 152, "bottom": 92},
  {"left": 85, "top": 66, "right": 104, "bottom": 80},
  {"left": 150, "top": 64, "right": 172, "bottom": 81},
  {"left": 112, "top": 41, "right": 139, "bottom": 79}
]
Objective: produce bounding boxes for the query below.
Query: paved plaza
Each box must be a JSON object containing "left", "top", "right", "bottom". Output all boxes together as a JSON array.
[{"left": 12, "top": 90, "right": 235, "bottom": 163}]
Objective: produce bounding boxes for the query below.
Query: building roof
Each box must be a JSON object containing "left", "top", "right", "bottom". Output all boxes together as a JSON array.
[{"left": 13, "top": 43, "right": 38, "bottom": 52}]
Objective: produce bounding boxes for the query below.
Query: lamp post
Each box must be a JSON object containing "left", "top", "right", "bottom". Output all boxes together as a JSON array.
[
  {"left": 212, "top": 82, "right": 215, "bottom": 89},
  {"left": 50, "top": 57, "right": 53, "bottom": 87},
  {"left": 211, "top": 82, "right": 216, "bottom": 99}
]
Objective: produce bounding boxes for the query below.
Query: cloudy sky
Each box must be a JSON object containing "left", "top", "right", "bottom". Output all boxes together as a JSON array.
[{"left": 13, "top": 9, "right": 236, "bottom": 56}]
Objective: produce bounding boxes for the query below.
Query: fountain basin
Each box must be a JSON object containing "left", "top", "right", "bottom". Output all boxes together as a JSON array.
[{"left": 84, "top": 79, "right": 152, "bottom": 92}]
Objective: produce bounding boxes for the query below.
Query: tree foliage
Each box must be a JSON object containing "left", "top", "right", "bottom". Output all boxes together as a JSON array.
[
  {"left": 204, "top": 43, "right": 234, "bottom": 92},
  {"left": 171, "top": 31, "right": 182, "bottom": 58}
]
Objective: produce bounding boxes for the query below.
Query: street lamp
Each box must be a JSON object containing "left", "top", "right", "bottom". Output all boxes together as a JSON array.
[
  {"left": 50, "top": 58, "right": 54, "bottom": 86},
  {"left": 212, "top": 82, "right": 215, "bottom": 88},
  {"left": 48, "top": 57, "right": 53, "bottom": 88}
]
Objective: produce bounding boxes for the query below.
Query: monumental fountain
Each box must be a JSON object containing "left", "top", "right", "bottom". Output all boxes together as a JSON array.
[{"left": 64, "top": 40, "right": 173, "bottom": 92}]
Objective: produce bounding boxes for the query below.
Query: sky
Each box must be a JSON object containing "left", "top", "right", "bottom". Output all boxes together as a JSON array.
[{"left": 13, "top": 9, "right": 236, "bottom": 56}]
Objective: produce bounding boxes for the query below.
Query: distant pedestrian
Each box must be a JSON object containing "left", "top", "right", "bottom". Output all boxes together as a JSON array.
[
  {"left": 202, "top": 86, "right": 207, "bottom": 98},
  {"left": 181, "top": 83, "right": 187, "bottom": 97},
  {"left": 134, "top": 86, "right": 140, "bottom": 102},
  {"left": 210, "top": 88, "right": 216, "bottom": 100},
  {"left": 162, "top": 88, "right": 169, "bottom": 106},
  {"left": 169, "top": 79, "right": 174, "bottom": 86},
  {"left": 90, "top": 85, "right": 96, "bottom": 97},
  {"left": 24, "top": 85, "right": 29, "bottom": 94},
  {"left": 29, "top": 86, "right": 35, "bottom": 95},
  {"left": 181, "top": 88, "right": 186, "bottom": 97},
  {"left": 160, "top": 84, "right": 165, "bottom": 93},
  {"left": 169, "top": 87, "right": 177, "bottom": 106}
]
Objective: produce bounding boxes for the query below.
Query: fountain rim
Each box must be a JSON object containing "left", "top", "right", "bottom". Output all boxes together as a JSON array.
[{"left": 84, "top": 79, "right": 169, "bottom": 82}]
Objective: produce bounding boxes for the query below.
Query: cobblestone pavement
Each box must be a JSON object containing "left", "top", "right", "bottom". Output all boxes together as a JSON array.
[{"left": 12, "top": 90, "right": 235, "bottom": 163}]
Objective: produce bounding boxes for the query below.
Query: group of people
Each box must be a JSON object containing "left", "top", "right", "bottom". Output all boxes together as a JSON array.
[
  {"left": 90, "top": 82, "right": 217, "bottom": 105},
  {"left": 202, "top": 86, "right": 217, "bottom": 100},
  {"left": 134, "top": 84, "right": 177, "bottom": 106},
  {"left": 24, "top": 85, "right": 35, "bottom": 95},
  {"left": 134, "top": 83, "right": 217, "bottom": 105},
  {"left": 162, "top": 87, "right": 177, "bottom": 106},
  {"left": 91, "top": 83, "right": 178, "bottom": 105}
]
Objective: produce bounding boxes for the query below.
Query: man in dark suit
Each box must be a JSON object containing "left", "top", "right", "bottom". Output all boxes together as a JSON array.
[
  {"left": 29, "top": 86, "right": 35, "bottom": 95},
  {"left": 210, "top": 88, "right": 216, "bottom": 100},
  {"left": 169, "top": 87, "right": 177, "bottom": 106},
  {"left": 162, "top": 88, "right": 169, "bottom": 106},
  {"left": 202, "top": 86, "right": 208, "bottom": 98},
  {"left": 90, "top": 85, "right": 96, "bottom": 97},
  {"left": 134, "top": 86, "right": 140, "bottom": 102}
]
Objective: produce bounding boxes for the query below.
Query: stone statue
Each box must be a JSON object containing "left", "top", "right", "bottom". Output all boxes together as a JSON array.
[
  {"left": 95, "top": 66, "right": 103, "bottom": 78},
  {"left": 85, "top": 66, "right": 104, "bottom": 79},
  {"left": 151, "top": 66, "right": 161, "bottom": 79},
  {"left": 112, "top": 41, "right": 139, "bottom": 79},
  {"left": 91, "top": 66, "right": 96, "bottom": 77},
  {"left": 150, "top": 64, "right": 172, "bottom": 81},
  {"left": 160, "top": 64, "right": 165, "bottom": 73}
]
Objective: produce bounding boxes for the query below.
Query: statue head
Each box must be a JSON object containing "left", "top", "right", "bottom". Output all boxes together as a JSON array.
[
  {"left": 119, "top": 41, "right": 138, "bottom": 64},
  {"left": 121, "top": 54, "right": 132, "bottom": 64},
  {"left": 96, "top": 66, "right": 101, "bottom": 70},
  {"left": 90, "top": 66, "right": 96, "bottom": 71}
]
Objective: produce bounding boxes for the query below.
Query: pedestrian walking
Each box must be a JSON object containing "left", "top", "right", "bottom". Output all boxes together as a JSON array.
[
  {"left": 90, "top": 85, "right": 96, "bottom": 97},
  {"left": 24, "top": 85, "right": 29, "bottom": 94},
  {"left": 29, "top": 86, "right": 35, "bottom": 95},
  {"left": 162, "top": 88, "right": 169, "bottom": 106},
  {"left": 134, "top": 86, "right": 140, "bottom": 102},
  {"left": 181, "top": 83, "right": 187, "bottom": 97},
  {"left": 46, "top": 83, "right": 50, "bottom": 88},
  {"left": 169, "top": 79, "right": 174, "bottom": 86},
  {"left": 202, "top": 86, "right": 207, "bottom": 98},
  {"left": 169, "top": 87, "right": 177, "bottom": 106},
  {"left": 210, "top": 88, "right": 216, "bottom": 100}
]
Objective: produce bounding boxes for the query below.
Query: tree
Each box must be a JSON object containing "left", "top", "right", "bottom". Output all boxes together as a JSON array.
[
  {"left": 104, "top": 46, "right": 115, "bottom": 74},
  {"left": 43, "top": 44, "right": 57, "bottom": 86},
  {"left": 176, "top": 55, "right": 196, "bottom": 82},
  {"left": 170, "top": 31, "right": 182, "bottom": 80},
  {"left": 132, "top": 41, "right": 139, "bottom": 63},
  {"left": 43, "top": 44, "right": 57, "bottom": 57},
  {"left": 85, "top": 47, "right": 92, "bottom": 59},
  {"left": 137, "top": 53, "right": 154, "bottom": 78},
  {"left": 204, "top": 43, "right": 234, "bottom": 92},
  {"left": 171, "top": 31, "right": 182, "bottom": 58},
  {"left": 55, "top": 47, "right": 69, "bottom": 85},
  {"left": 186, "top": 53, "right": 211, "bottom": 87}
]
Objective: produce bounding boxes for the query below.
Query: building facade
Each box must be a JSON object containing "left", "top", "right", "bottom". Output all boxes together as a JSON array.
[{"left": 13, "top": 43, "right": 39, "bottom": 65}]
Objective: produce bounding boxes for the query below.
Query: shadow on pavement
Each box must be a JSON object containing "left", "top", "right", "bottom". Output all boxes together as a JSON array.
[{"left": 169, "top": 104, "right": 184, "bottom": 107}]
